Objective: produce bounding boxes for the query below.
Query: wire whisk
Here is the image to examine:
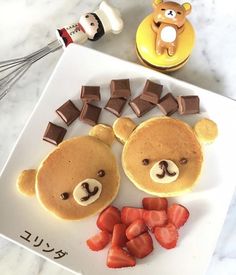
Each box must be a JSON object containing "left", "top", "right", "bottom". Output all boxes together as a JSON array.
[
  {"left": 0, "top": 40, "right": 62, "bottom": 101},
  {"left": 0, "top": 1, "right": 123, "bottom": 101}
]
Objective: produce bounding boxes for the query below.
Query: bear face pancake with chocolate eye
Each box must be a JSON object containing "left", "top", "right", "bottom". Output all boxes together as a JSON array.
[
  {"left": 114, "top": 116, "right": 205, "bottom": 197},
  {"left": 17, "top": 124, "right": 120, "bottom": 220}
]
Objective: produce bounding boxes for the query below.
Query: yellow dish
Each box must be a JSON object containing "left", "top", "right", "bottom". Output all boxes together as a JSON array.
[{"left": 136, "top": 14, "right": 195, "bottom": 72}]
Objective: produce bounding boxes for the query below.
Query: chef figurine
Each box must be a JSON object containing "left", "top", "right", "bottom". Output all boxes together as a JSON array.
[{"left": 56, "top": 1, "right": 123, "bottom": 48}]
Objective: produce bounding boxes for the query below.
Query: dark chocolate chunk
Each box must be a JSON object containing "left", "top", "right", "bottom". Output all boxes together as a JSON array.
[
  {"left": 60, "top": 192, "right": 69, "bottom": 200},
  {"left": 80, "top": 103, "right": 101, "bottom": 126},
  {"left": 97, "top": 170, "right": 105, "bottom": 177},
  {"left": 140, "top": 80, "right": 163, "bottom": 104},
  {"left": 104, "top": 97, "right": 127, "bottom": 117},
  {"left": 129, "top": 95, "right": 155, "bottom": 117},
  {"left": 80, "top": 86, "right": 101, "bottom": 102},
  {"left": 110, "top": 79, "right": 131, "bottom": 99},
  {"left": 179, "top": 158, "right": 188, "bottom": 164},
  {"left": 142, "top": 159, "right": 150, "bottom": 165},
  {"left": 43, "top": 122, "right": 67, "bottom": 145},
  {"left": 56, "top": 100, "right": 80, "bottom": 126},
  {"left": 158, "top": 93, "right": 178, "bottom": 116},
  {"left": 177, "top": 95, "right": 200, "bottom": 115}
]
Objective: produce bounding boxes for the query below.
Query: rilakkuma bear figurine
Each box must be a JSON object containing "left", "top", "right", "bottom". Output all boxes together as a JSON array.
[
  {"left": 56, "top": 1, "right": 123, "bottom": 48},
  {"left": 152, "top": 0, "right": 191, "bottom": 56},
  {"left": 113, "top": 116, "right": 217, "bottom": 197},
  {"left": 17, "top": 124, "right": 120, "bottom": 220},
  {"left": 135, "top": 0, "right": 195, "bottom": 72}
]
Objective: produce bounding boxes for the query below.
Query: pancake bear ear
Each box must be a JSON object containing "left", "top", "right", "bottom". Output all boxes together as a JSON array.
[
  {"left": 193, "top": 118, "right": 218, "bottom": 144},
  {"left": 16, "top": 169, "right": 36, "bottom": 197},
  {"left": 89, "top": 124, "right": 115, "bottom": 146},
  {"left": 153, "top": 0, "right": 163, "bottom": 8},
  {"left": 113, "top": 117, "right": 136, "bottom": 144},
  {"left": 182, "top": 3, "right": 192, "bottom": 15}
]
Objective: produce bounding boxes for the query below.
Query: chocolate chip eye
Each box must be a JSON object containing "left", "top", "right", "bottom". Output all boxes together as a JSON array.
[
  {"left": 161, "top": 8, "right": 166, "bottom": 11},
  {"left": 142, "top": 159, "right": 149, "bottom": 166},
  {"left": 97, "top": 170, "right": 105, "bottom": 177},
  {"left": 90, "top": 22, "right": 94, "bottom": 26},
  {"left": 177, "top": 11, "right": 181, "bottom": 14},
  {"left": 179, "top": 158, "right": 188, "bottom": 165},
  {"left": 85, "top": 15, "right": 89, "bottom": 18},
  {"left": 60, "top": 192, "right": 69, "bottom": 200}
]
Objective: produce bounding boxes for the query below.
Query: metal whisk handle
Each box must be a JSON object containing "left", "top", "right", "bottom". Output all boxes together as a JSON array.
[{"left": 0, "top": 40, "right": 62, "bottom": 101}]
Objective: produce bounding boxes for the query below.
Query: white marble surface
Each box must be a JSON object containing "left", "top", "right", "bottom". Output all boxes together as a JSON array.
[{"left": 0, "top": 0, "right": 235, "bottom": 274}]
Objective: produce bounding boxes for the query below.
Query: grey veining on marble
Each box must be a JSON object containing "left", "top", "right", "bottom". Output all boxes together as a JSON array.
[{"left": 0, "top": 0, "right": 236, "bottom": 274}]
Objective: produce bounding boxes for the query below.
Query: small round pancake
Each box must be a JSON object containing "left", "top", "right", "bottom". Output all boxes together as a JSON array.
[
  {"left": 17, "top": 169, "right": 36, "bottom": 196},
  {"left": 122, "top": 117, "right": 203, "bottom": 197},
  {"left": 194, "top": 118, "right": 218, "bottom": 143},
  {"left": 113, "top": 117, "right": 136, "bottom": 144},
  {"left": 36, "top": 136, "right": 120, "bottom": 220},
  {"left": 89, "top": 124, "right": 115, "bottom": 146}
]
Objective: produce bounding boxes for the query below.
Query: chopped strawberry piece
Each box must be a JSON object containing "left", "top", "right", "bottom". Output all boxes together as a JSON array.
[
  {"left": 97, "top": 206, "right": 121, "bottom": 233},
  {"left": 154, "top": 223, "right": 179, "bottom": 249},
  {"left": 111, "top": 224, "right": 127, "bottom": 247},
  {"left": 167, "top": 203, "right": 190, "bottom": 228},
  {"left": 126, "top": 219, "right": 148, "bottom": 240},
  {"left": 107, "top": 246, "right": 136, "bottom": 268},
  {"left": 86, "top": 231, "right": 111, "bottom": 251},
  {"left": 142, "top": 197, "right": 168, "bottom": 211},
  {"left": 121, "top": 207, "right": 144, "bottom": 226},
  {"left": 143, "top": 210, "right": 168, "bottom": 231},
  {"left": 126, "top": 232, "right": 153, "bottom": 258}
]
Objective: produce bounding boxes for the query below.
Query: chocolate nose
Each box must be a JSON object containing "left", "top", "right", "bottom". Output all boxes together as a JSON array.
[
  {"left": 150, "top": 160, "right": 179, "bottom": 184},
  {"left": 73, "top": 178, "right": 102, "bottom": 206}
]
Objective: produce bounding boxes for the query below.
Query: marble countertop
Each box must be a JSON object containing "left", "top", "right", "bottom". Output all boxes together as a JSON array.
[{"left": 0, "top": 0, "right": 235, "bottom": 274}]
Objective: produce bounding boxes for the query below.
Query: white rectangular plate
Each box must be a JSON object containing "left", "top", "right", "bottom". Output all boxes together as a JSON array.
[{"left": 0, "top": 44, "right": 236, "bottom": 275}]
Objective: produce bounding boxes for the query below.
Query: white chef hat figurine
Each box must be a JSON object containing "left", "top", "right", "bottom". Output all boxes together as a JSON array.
[{"left": 56, "top": 1, "right": 123, "bottom": 48}]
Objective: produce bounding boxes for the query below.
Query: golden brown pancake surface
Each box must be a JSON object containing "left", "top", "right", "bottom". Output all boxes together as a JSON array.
[
  {"left": 36, "top": 135, "right": 120, "bottom": 220},
  {"left": 122, "top": 117, "right": 203, "bottom": 196}
]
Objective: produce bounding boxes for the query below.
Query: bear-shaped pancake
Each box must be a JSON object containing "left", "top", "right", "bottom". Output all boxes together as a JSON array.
[
  {"left": 152, "top": 0, "right": 191, "bottom": 56},
  {"left": 113, "top": 116, "right": 217, "bottom": 197},
  {"left": 17, "top": 124, "right": 120, "bottom": 220}
]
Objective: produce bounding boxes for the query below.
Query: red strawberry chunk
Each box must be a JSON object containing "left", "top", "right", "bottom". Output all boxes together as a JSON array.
[
  {"left": 97, "top": 206, "right": 121, "bottom": 233},
  {"left": 167, "top": 203, "right": 190, "bottom": 228},
  {"left": 86, "top": 231, "right": 111, "bottom": 251},
  {"left": 111, "top": 224, "right": 127, "bottom": 247},
  {"left": 154, "top": 223, "right": 179, "bottom": 249},
  {"left": 107, "top": 246, "right": 136, "bottom": 268},
  {"left": 142, "top": 197, "right": 168, "bottom": 211},
  {"left": 121, "top": 207, "right": 144, "bottom": 226},
  {"left": 126, "top": 219, "right": 148, "bottom": 240},
  {"left": 143, "top": 210, "right": 168, "bottom": 231},
  {"left": 126, "top": 232, "right": 153, "bottom": 258}
]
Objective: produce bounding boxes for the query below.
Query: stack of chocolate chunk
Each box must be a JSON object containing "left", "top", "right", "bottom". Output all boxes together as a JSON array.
[
  {"left": 42, "top": 78, "right": 200, "bottom": 146},
  {"left": 80, "top": 86, "right": 102, "bottom": 126},
  {"left": 129, "top": 79, "right": 199, "bottom": 117},
  {"left": 43, "top": 86, "right": 102, "bottom": 145},
  {"left": 129, "top": 80, "right": 162, "bottom": 117},
  {"left": 104, "top": 79, "right": 131, "bottom": 117},
  {"left": 43, "top": 99, "right": 81, "bottom": 145}
]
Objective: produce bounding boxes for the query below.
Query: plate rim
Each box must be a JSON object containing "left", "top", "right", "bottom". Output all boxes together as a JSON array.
[{"left": 0, "top": 43, "right": 236, "bottom": 275}]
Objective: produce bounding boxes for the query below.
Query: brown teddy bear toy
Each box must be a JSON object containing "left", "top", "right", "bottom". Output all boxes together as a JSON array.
[{"left": 152, "top": 0, "right": 192, "bottom": 56}]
